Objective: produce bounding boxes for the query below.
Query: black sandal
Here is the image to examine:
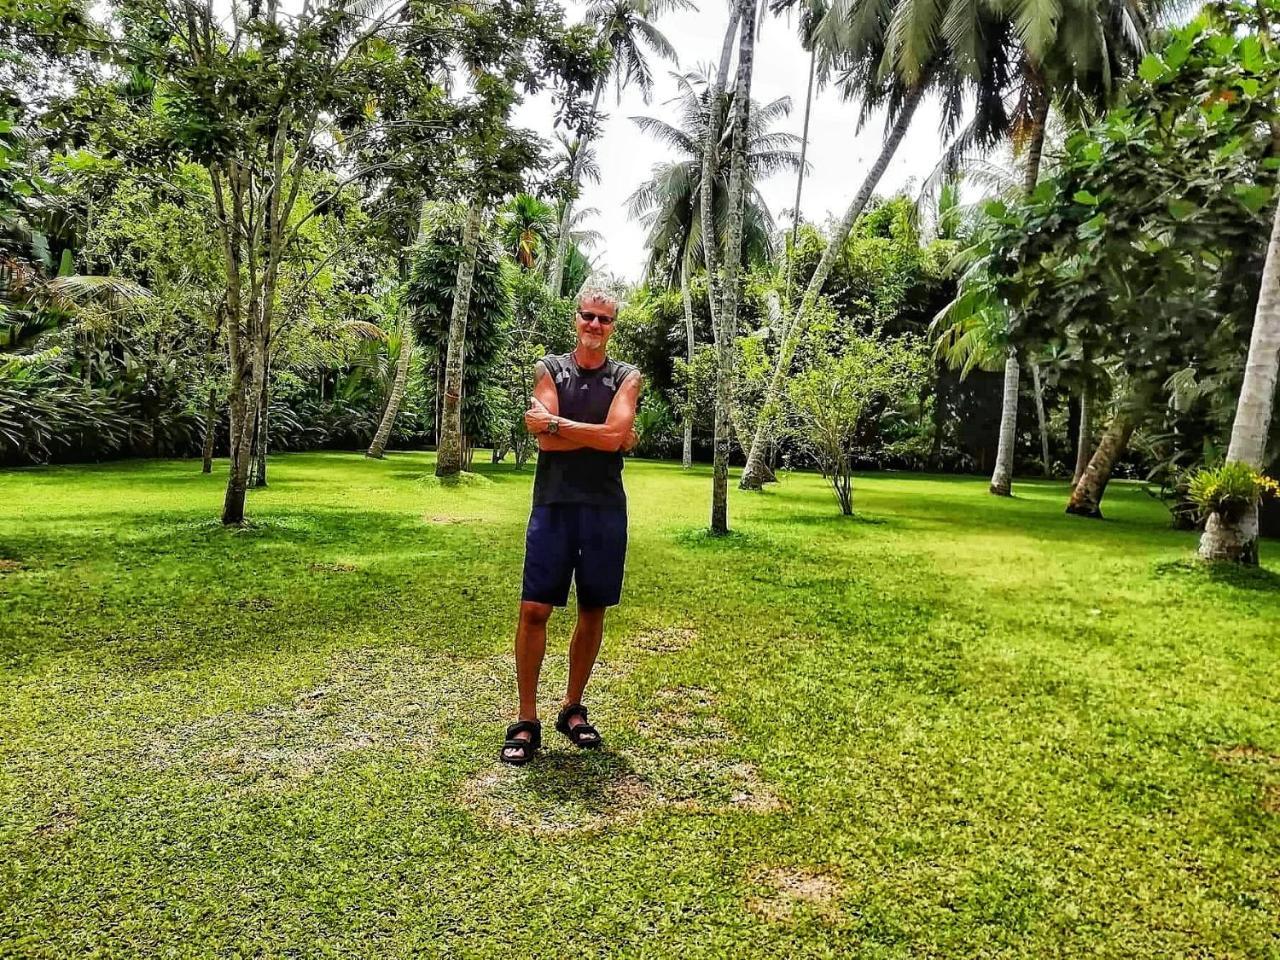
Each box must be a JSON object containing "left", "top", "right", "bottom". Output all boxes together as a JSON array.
[
  {"left": 555, "top": 703, "right": 602, "bottom": 750},
  {"left": 500, "top": 719, "right": 541, "bottom": 766}
]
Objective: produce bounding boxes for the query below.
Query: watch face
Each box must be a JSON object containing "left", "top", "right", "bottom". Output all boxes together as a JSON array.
[{"left": 547, "top": 420, "right": 558, "bottom": 434}]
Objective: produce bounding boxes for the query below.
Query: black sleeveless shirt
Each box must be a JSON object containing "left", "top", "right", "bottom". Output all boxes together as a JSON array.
[{"left": 532, "top": 352, "right": 637, "bottom": 509}]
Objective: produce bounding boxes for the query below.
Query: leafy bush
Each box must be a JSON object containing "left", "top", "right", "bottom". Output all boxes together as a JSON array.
[
  {"left": 631, "top": 394, "right": 677, "bottom": 458},
  {"left": 787, "top": 336, "right": 927, "bottom": 515},
  {"left": 1187, "top": 462, "right": 1280, "bottom": 519}
]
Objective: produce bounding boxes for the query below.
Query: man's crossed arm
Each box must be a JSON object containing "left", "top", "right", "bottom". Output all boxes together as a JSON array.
[{"left": 524, "top": 360, "right": 642, "bottom": 453}]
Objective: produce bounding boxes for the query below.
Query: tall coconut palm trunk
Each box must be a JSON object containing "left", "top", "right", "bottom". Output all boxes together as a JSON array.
[
  {"left": 436, "top": 198, "right": 484, "bottom": 478},
  {"left": 1073, "top": 382, "right": 1092, "bottom": 487},
  {"left": 549, "top": 83, "right": 605, "bottom": 298},
  {"left": 680, "top": 257, "right": 696, "bottom": 469},
  {"left": 711, "top": 0, "right": 757, "bottom": 535},
  {"left": 989, "top": 351, "right": 1020, "bottom": 495},
  {"left": 989, "top": 89, "right": 1050, "bottom": 497},
  {"left": 783, "top": 45, "right": 817, "bottom": 308},
  {"left": 1066, "top": 410, "right": 1136, "bottom": 518},
  {"left": 700, "top": 3, "right": 743, "bottom": 339},
  {"left": 739, "top": 82, "right": 927, "bottom": 490},
  {"left": 1199, "top": 188, "right": 1280, "bottom": 563},
  {"left": 368, "top": 317, "right": 415, "bottom": 459}
]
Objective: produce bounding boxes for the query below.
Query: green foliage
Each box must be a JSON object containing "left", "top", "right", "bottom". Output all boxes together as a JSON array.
[
  {"left": 1187, "top": 462, "right": 1280, "bottom": 519},
  {"left": 628, "top": 72, "right": 802, "bottom": 284},
  {"left": 988, "top": 2, "right": 1278, "bottom": 389},
  {"left": 787, "top": 335, "right": 928, "bottom": 513},
  {"left": 496, "top": 193, "right": 559, "bottom": 271},
  {"left": 404, "top": 203, "right": 512, "bottom": 444},
  {"left": 630, "top": 392, "right": 677, "bottom": 457},
  {"left": 0, "top": 360, "right": 133, "bottom": 463}
]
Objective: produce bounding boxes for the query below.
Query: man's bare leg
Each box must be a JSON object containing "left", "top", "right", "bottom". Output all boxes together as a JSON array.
[
  {"left": 505, "top": 600, "right": 553, "bottom": 761},
  {"left": 563, "top": 604, "right": 605, "bottom": 730}
]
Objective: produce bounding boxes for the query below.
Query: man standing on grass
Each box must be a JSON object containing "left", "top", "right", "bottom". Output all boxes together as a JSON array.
[{"left": 500, "top": 288, "right": 642, "bottom": 765}]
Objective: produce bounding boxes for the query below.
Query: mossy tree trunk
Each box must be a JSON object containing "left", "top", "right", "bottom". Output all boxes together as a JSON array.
[{"left": 436, "top": 198, "right": 484, "bottom": 478}]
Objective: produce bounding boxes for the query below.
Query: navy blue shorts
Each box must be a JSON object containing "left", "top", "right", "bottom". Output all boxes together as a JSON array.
[{"left": 521, "top": 504, "right": 628, "bottom": 608}]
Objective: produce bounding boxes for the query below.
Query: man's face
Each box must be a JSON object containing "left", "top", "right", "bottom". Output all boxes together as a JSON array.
[{"left": 575, "top": 297, "right": 617, "bottom": 351}]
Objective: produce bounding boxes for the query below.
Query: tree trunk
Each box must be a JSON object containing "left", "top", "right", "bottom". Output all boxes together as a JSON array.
[
  {"left": 201, "top": 387, "right": 217, "bottom": 473},
  {"left": 989, "top": 352, "right": 1019, "bottom": 496},
  {"left": 1031, "top": 361, "right": 1050, "bottom": 478},
  {"left": 711, "top": 0, "right": 757, "bottom": 535},
  {"left": 436, "top": 198, "right": 484, "bottom": 477},
  {"left": 253, "top": 361, "right": 269, "bottom": 487},
  {"left": 368, "top": 316, "right": 415, "bottom": 459},
  {"left": 434, "top": 360, "right": 444, "bottom": 446},
  {"left": 783, "top": 45, "right": 816, "bottom": 311},
  {"left": 1066, "top": 411, "right": 1135, "bottom": 519},
  {"left": 548, "top": 83, "right": 605, "bottom": 298},
  {"left": 223, "top": 381, "right": 252, "bottom": 525},
  {"left": 224, "top": 342, "right": 263, "bottom": 525},
  {"left": 988, "top": 90, "right": 1050, "bottom": 497},
  {"left": 1200, "top": 507, "right": 1260, "bottom": 564},
  {"left": 1199, "top": 186, "right": 1280, "bottom": 563},
  {"left": 680, "top": 259, "right": 696, "bottom": 469},
  {"left": 1073, "top": 382, "right": 1092, "bottom": 487},
  {"left": 700, "top": 3, "right": 742, "bottom": 341},
  {"left": 739, "top": 82, "right": 928, "bottom": 490}
]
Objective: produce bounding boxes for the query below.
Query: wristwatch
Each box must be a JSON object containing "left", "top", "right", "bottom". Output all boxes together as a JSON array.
[{"left": 546, "top": 419, "right": 559, "bottom": 435}]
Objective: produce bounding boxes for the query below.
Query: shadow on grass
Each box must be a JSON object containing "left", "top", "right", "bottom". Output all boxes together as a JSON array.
[
  {"left": 522, "top": 749, "right": 637, "bottom": 802},
  {"left": 756, "top": 511, "right": 889, "bottom": 528},
  {"left": 1154, "top": 558, "right": 1280, "bottom": 592},
  {"left": 383, "top": 463, "right": 532, "bottom": 486}
]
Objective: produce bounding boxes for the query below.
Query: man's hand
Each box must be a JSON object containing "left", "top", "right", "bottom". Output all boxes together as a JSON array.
[
  {"left": 524, "top": 396, "right": 556, "bottom": 435},
  {"left": 621, "top": 428, "right": 639, "bottom": 453}
]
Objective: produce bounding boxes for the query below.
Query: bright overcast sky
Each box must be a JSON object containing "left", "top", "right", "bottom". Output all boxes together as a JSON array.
[{"left": 513, "top": 1, "right": 952, "bottom": 282}]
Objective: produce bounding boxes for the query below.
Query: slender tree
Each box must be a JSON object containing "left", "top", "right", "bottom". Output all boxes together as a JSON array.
[
  {"left": 741, "top": 0, "right": 1158, "bottom": 491},
  {"left": 1199, "top": 192, "right": 1280, "bottom": 562},
  {"left": 436, "top": 197, "right": 485, "bottom": 476},
  {"left": 629, "top": 73, "right": 801, "bottom": 468},
  {"left": 548, "top": 0, "right": 685, "bottom": 297},
  {"left": 711, "top": 0, "right": 760, "bottom": 534}
]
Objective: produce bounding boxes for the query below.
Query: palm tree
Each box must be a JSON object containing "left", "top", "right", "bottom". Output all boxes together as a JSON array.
[
  {"left": 738, "top": 0, "right": 1158, "bottom": 491},
  {"left": 435, "top": 197, "right": 485, "bottom": 477},
  {"left": 708, "top": 0, "right": 763, "bottom": 534},
  {"left": 547, "top": 0, "right": 687, "bottom": 297},
  {"left": 1198, "top": 196, "right": 1280, "bottom": 563},
  {"left": 496, "top": 193, "right": 559, "bottom": 271},
  {"left": 628, "top": 71, "right": 802, "bottom": 469},
  {"left": 736, "top": 0, "right": 988, "bottom": 490},
  {"left": 981, "top": 0, "right": 1159, "bottom": 496},
  {"left": 366, "top": 317, "right": 415, "bottom": 459},
  {"left": 770, "top": 0, "right": 829, "bottom": 308}
]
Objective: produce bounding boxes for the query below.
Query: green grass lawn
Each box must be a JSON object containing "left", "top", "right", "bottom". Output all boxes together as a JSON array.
[{"left": 1, "top": 453, "right": 1278, "bottom": 958}]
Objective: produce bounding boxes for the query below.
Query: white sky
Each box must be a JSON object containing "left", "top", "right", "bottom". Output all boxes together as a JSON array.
[{"left": 513, "top": 1, "right": 952, "bottom": 282}]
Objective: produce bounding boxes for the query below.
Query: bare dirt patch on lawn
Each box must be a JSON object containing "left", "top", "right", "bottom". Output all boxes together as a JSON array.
[
  {"left": 146, "top": 647, "right": 507, "bottom": 791},
  {"left": 460, "top": 682, "right": 785, "bottom": 834},
  {"left": 746, "top": 866, "right": 844, "bottom": 923}
]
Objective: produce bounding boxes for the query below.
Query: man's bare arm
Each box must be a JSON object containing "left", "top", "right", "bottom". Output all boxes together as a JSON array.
[
  {"left": 546, "top": 370, "right": 643, "bottom": 453},
  {"left": 527, "top": 360, "right": 587, "bottom": 452}
]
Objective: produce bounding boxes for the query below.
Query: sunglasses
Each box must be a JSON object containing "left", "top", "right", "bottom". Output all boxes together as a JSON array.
[{"left": 578, "top": 310, "right": 615, "bottom": 326}]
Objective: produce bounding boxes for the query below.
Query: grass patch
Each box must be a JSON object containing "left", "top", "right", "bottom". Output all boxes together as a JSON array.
[{"left": 1, "top": 451, "right": 1278, "bottom": 957}]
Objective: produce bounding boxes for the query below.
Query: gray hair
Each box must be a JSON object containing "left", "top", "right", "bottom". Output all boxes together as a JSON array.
[{"left": 577, "top": 286, "right": 620, "bottom": 314}]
